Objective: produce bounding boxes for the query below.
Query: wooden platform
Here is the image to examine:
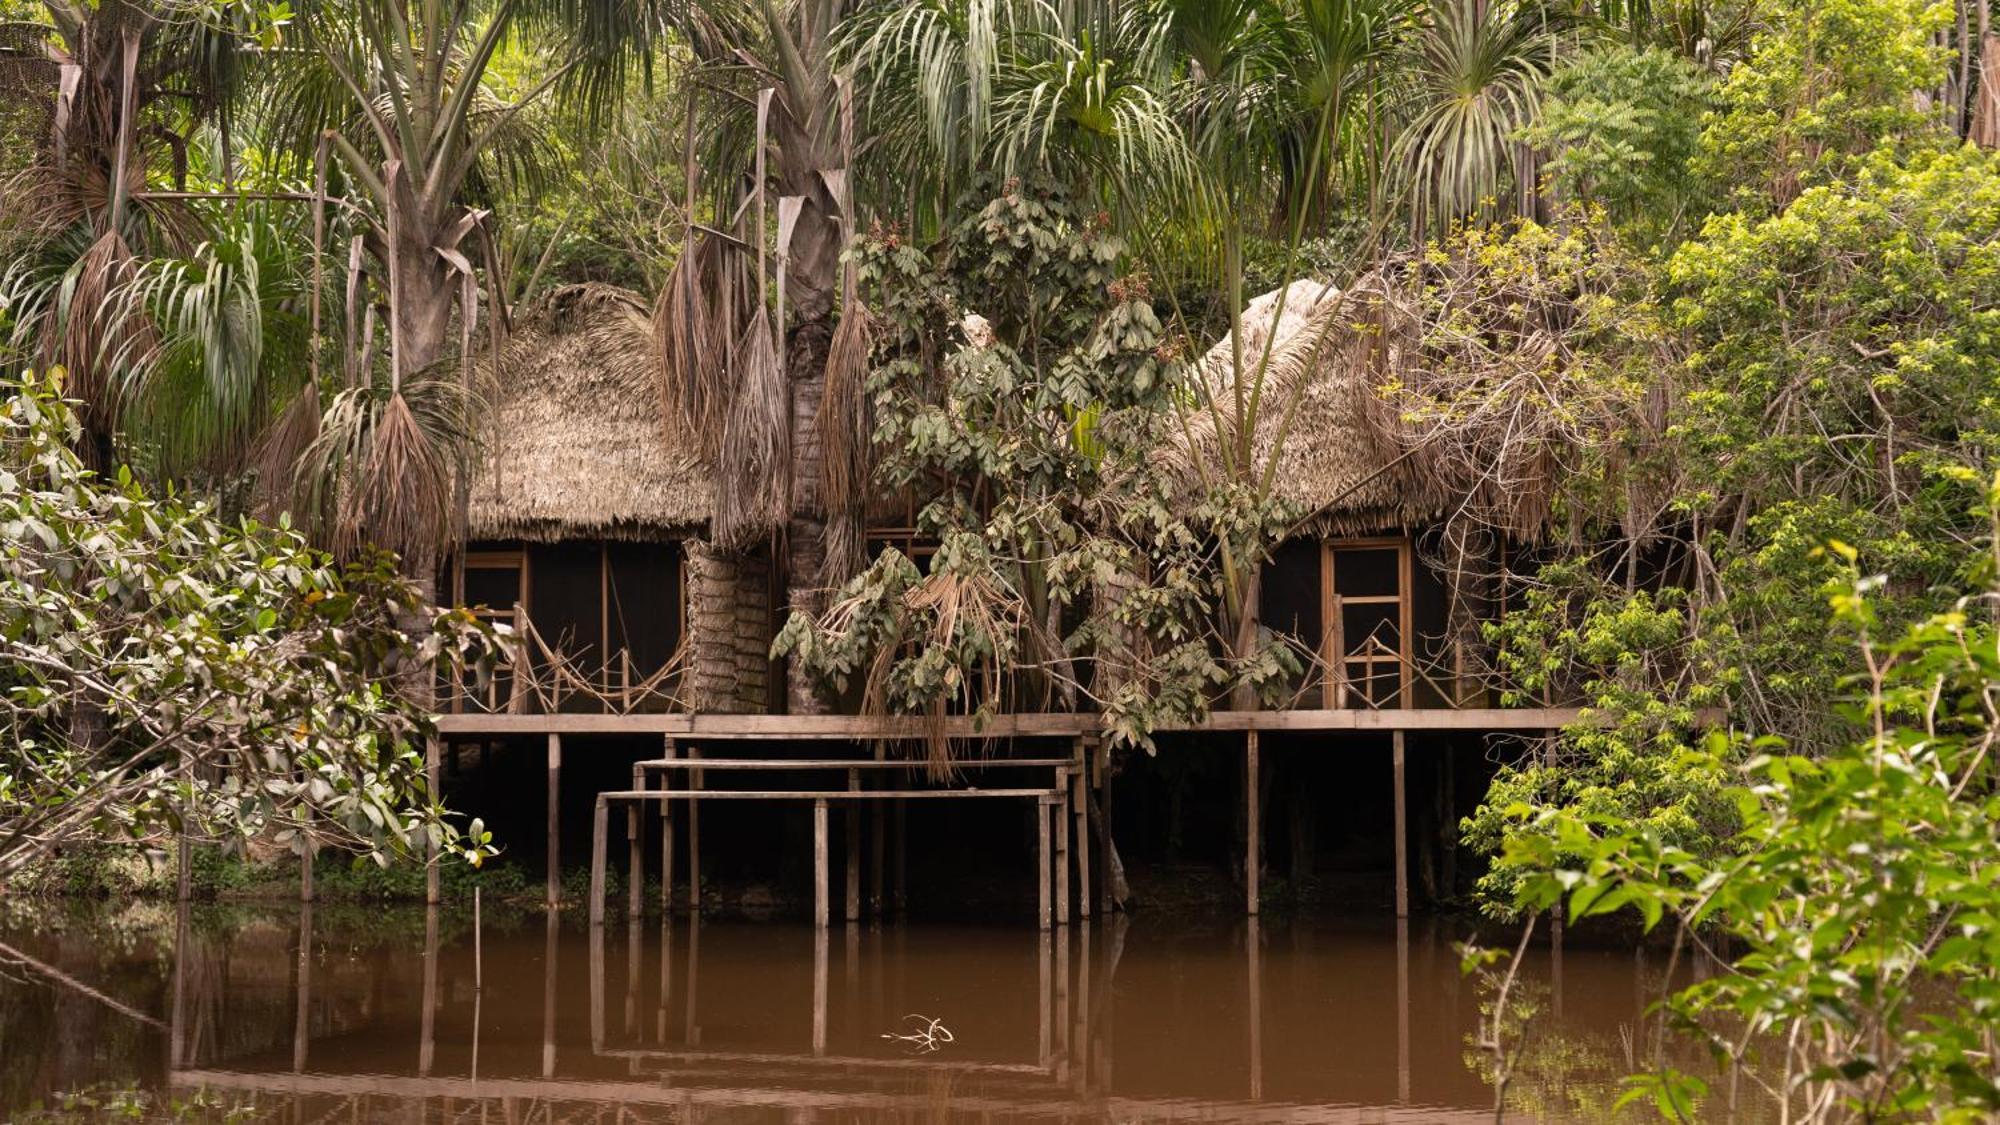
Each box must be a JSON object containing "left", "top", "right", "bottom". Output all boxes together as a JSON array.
[{"left": 435, "top": 706, "right": 1588, "bottom": 737}]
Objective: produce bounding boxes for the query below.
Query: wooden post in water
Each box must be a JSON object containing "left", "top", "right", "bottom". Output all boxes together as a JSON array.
[
  {"left": 1055, "top": 777, "right": 1071, "bottom": 927},
  {"left": 1037, "top": 796, "right": 1053, "bottom": 930},
  {"left": 425, "top": 737, "right": 441, "bottom": 905},
  {"left": 845, "top": 768, "right": 861, "bottom": 922},
  {"left": 300, "top": 830, "right": 315, "bottom": 905},
  {"left": 628, "top": 762, "right": 644, "bottom": 919},
  {"left": 870, "top": 745, "right": 886, "bottom": 916},
  {"left": 812, "top": 922, "right": 828, "bottom": 1055},
  {"left": 589, "top": 796, "right": 609, "bottom": 924},
  {"left": 418, "top": 905, "right": 437, "bottom": 1076},
  {"left": 1392, "top": 730, "right": 1408, "bottom": 918},
  {"left": 1072, "top": 753, "right": 1091, "bottom": 922},
  {"left": 688, "top": 744, "right": 702, "bottom": 915},
  {"left": 1245, "top": 730, "right": 1261, "bottom": 916},
  {"left": 813, "top": 799, "right": 830, "bottom": 929},
  {"left": 1247, "top": 916, "right": 1262, "bottom": 1101},
  {"left": 660, "top": 737, "right": 677, "bottom": 913},
  {"left": 541, "top": 910, "right": 558, "bottom": 1077},
  {"left": 546, "top": 733, "right": 562, "bottom": 907}
]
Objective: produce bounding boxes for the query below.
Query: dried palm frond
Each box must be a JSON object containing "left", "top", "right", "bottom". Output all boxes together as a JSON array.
[
  {"left": 655, "top": 232, "right": 730, "bottom": 463},
  {"left": 53, "top": 227, "right": 151, "bottom": 441},
  {"left": 711, "top": 306, "right": 789, "bottom": 550},
  {"left": 815, "top": 298, "right": 873, "bottom": 587},
  {"left": 297, "top": 375, "right": 476, "bottom": 561},
  {"left": 251, "top": 382, "right": 322, "bottom": 519}
]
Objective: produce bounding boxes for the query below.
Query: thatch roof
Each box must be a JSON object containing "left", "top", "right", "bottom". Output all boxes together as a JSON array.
[
  {"left": 469, "top": 284, "right": 710, "bottom": 542},
  {"left": 1177, "top": 272, "right": 1576, "bottom": 540},
  {"left": 1179, "top": 279, "right": 1448, "bottom": 536}
]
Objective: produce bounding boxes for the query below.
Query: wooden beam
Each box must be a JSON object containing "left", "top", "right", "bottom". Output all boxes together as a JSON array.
[
  {"left": 634, "top": 758, "right": 1077, "bottom": 771},
  {"left": 437, "top": 706, "right": 1615, "bottom": 738},
  {"left": 813, "top": 799, "right": 829, "bottom": 929},
  {"left": 1392, "top": 731, "right": 1408, "bottom": 919},
  {"left": 546, "top": 734, "right": 562, "bottom": 907},
  {"left": 1246, "top": 731, "right": 1260, "bottom": 917},
  {"left": 598, "top": 788, "right": 1062, "bottom": 803}
]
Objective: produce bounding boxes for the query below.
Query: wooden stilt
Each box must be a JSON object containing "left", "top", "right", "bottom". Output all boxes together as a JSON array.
[
  {"left": 426, "top": 737, "right": 441, "bottom": 905},
  {"left": 870, "top": 746, "right": 886, "bottom": 916},
  {"left": 301, "top": 831, "right": 315, "bottom": 905},
  {"left": 1096, "top": 741, "right": 1114, "bottom": 915},
  {"left": 540, "top": 910, "right": 558, "bottom": 1078},
  {"left": 1037, "top": 929, "right": 1053, "bottom": 1065},
  {"left": 688, "top": 745, "right": 702, "bottom": 915},
  {"left": 294, "top": 902, "right": 314, "bottom": 1073},
  {"left": 1247, "top": 916, "right": 1262, "bottom": 1100},
  {"left": 177, "top": 750, "right": 192, "bottom": 903},
  {"left": 1245, "top": 731, "right": 1260, "bottom": 916},
  {"left": 660, "top": 737, "right": 677, "bottom": 913},
  {"left": 812, "top": 923, "right": 828, "bottom": 1055},
  {"left": 418, "top": 906, "right": 436, "bottom": 1077},
  {"left": 590, "top": 796, "right": 609, "bottom": 924},
  {"left": 1396, "top": 916, "right": 1411, "bottom": 1102},
  {"left": 1055, "top": 779, "right": 1071, "bottom": 927},
  {"left": 1037, "top": 797, "right": 1052, "bottom": 930},
  {"left": 845, "top": 769, "right": 861, "bottom": 923},
  {"left": 813, "top": 799, "right": 830, "bottom": 929},
  {"left": 1073, "top": 761, "right": 1091, "bottom": 922},
  {"left": 546, "top": 733, "right": 562, "bottom": 908},
  {"left": 628, "top": 763, "right": 644, "bottom": 919},
  {"left": 1392, "top": 731, "right": 1408, "bottom": 918}
]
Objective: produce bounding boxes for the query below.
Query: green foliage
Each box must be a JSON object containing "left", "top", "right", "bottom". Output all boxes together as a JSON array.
[
  {"left": 1465, "top": 564, "right": 1735, "bottom": 913},
  {"left": 776, "top": 177, "right": 1294, "bottom": 746},
  {"left": 1498, "top": 509, "right": 2000, "bottom": 1120},
  {"left": 1518, "top": 45, "right": 1715, "bottom": 244},
  {"left": 1694, "top": 0, "right": 1952, "bottom": 210},
  {"left": 0, "top": 371, "right": 503, "bottom": 882}
]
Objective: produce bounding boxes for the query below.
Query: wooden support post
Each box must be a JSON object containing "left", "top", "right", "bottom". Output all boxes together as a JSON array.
[
  {"left": 628, "top": 762, "right": 644, "bottom": 919},
  {"left": 1037, "top": 797, "right": 1053, "bottom": 930},
  {"left": 1073, "top": 761, "right": 1091, "bottom": 922},
  {"left": 426, "top": 737, "right": 441, "bottom": 905},
  {"left": 1245, "top": 730, "right": 1260, "bottom": 917},
  {"left": 1247, "top": 916, "right": 1263, "bottom": 1101},
  {"left": 1096, "top": 742, "right": 1114, "bottom": 915},
  {"left": 688, "top": 745, "right": 702, "bottom": 915},
  {"left": 660, "top": 737, "right": 677, "bottom": 913},
  {"left": 1055, "top": 777, "right": 1071, "bottom": 927},
  {"left": 845, "top": 768, "right": 861, "bottom": 923},
  {"left": 1392, "top": 731, "right": 1408, "bottom": 918},
  {"left": 590, "top": 796, "right": 609, "bottom": 924},
  {"left": 546, "top": 734, "right": 562, "bottom": 908},
  {"left": 870, "top": 746, "right": 886, "bottom": 916},
  {"left": 813, "top": 799, "right": 830, "bottom": 929},
  {"left": 812, "top": 923, "right": 828, "bottom": 1055}
]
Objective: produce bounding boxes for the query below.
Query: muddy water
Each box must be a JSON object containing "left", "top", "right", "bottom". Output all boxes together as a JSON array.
[{"left": 0, "top": 904, "right": 1673, "bottom": 1122}]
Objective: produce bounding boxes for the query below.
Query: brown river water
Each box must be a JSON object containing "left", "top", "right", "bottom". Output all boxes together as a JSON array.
[{"left": 0, "top": 903, "right": 1682, "bottom": 1122}]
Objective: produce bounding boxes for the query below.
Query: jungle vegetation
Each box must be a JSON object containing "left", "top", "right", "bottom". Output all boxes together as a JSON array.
[{"left": 5, "top": 0, "right": 2000, "bottom": 1118}]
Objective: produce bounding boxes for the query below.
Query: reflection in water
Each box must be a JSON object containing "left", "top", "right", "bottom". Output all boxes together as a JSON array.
[{"left": 0, "top": 902, "right": 1674, "bottom": 1123}]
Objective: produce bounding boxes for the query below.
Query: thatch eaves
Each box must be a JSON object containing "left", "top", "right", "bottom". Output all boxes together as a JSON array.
[
  {"left": 469, "top": 283, "right": 710, "bottom": 542},
  {"left": 1178, "top": 279, "right": 1449, "bottom": 536}
]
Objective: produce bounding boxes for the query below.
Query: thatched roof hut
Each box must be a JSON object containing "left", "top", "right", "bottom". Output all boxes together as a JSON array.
[
  {"left": 1179, "top": 272, "right": 1571, "bottom": 541},
  {"left": 469, "top": 283, "right": 710, "bottom": 541},
  {"left": 1180, "top": 279, "right": 1446, "bottom": 536}
]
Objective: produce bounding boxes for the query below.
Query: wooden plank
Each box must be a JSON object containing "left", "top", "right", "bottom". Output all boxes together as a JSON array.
[
  {"left": 546, "top": 733, "right": 562, "bottom": 907},
  {"left": 437, "top": 707, "right": 1601, "bottom": 738},
  {"left": 597, "top": 789, "right": 1062, "bottom": 803},
  {"left": 1246, "top": 730, "right": 1260, "bottom": 917},
  {"left": 633, "top": 758, "right": 1077, "bottom": 771},
  {"left": 1392, "top": 731, "right": 1408, "bottom": 918},
  {"left": 813, "top": 800, "right": 829, "bottom": 930}
]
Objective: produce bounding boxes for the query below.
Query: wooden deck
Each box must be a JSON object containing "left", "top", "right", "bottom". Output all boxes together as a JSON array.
[{"left": 434, "top": 706, "right": 1589, "bottom": 737}]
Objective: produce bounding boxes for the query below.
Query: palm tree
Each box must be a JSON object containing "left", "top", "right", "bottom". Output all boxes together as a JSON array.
[{"left": 249, "top": 0, "right": 660, "bottom": 568}]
